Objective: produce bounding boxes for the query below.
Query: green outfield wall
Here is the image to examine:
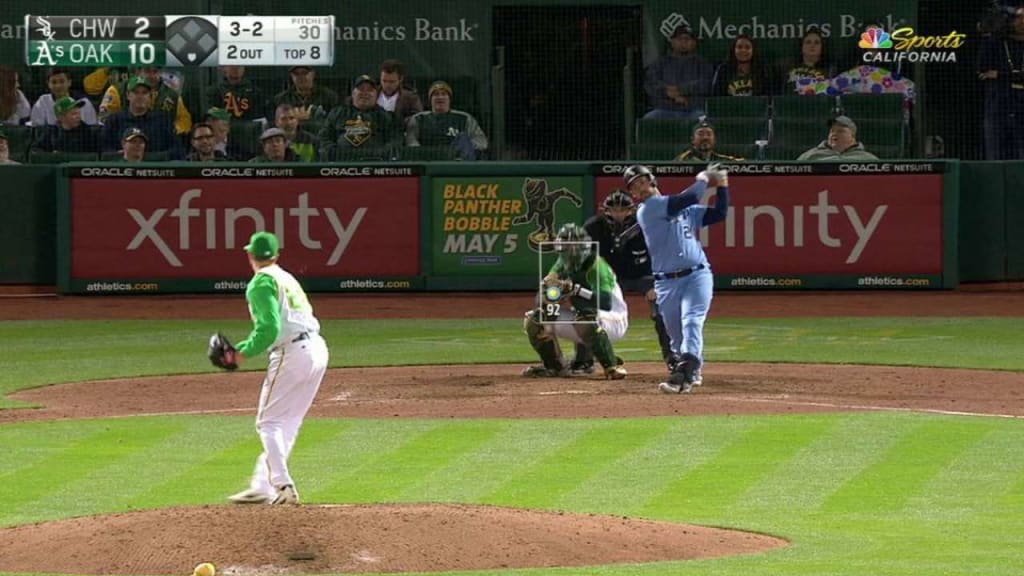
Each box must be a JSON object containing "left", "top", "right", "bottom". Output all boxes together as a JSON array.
[{"left": 2, "top": 159, "right": 997, "bottom": 293}]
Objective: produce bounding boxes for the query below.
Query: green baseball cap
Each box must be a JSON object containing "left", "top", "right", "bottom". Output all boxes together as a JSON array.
[
  {"left": 244, "top": 231, "right": 279, "bottom": 260},
  {"left": 127, "top": 75, "right": 152, "bottom": 92},
  {"left": 206, "top": 107, "right": 231, "bottom": 122},
  {"left": 53, "top": 96, "right": 85, "bottom": 116}
]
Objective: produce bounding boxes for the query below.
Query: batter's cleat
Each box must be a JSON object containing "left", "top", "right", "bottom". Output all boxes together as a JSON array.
[
  {"left": 228, "top": 488, "right": 272, "bottom": 504},
  {"left": 570, "top": 361, "right": 595, "bottom": 375},
  {"left": 521, "top": 365, "right": 569, "bottom": 378},
  {"left": 692, "top": 371, "right": 703, "bottom": 386},
  {"left": 605, "top": 365, "right": 628, "bottom": 380},
  {"left": 271, "top": 484, "right": 299, "bottom": 505}
]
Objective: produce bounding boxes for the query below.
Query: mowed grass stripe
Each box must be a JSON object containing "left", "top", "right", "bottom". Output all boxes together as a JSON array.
[
  {"left": 0, "top": 420, "right": 185, "bottom": 521},
  {"left": 821, "top": 418, "right": 992, "bottom": 514},
  {"left": 640, "top": 416, "right": 833, "bottom": 522},
  {"left": 128, "top": 417, "right": 270, "bottom": 507},
  {"left": 403, "top": 421, "right": 597, "bottom": 504},
  {"left": 14, "top": 417, "right": 253, "bottom": 521},
  {"left": 305, "top": 420, "right": 451, "bottom": 502},
  {"left": 901, "top": 422, "right": 1024, "bottom": 523},
  {"left": 0, "top": 420, "right": 128, "bottom": 483},
  {"left": 555, "top": 417, "right": 755, "bottom": 516},
  {"left": 726, "top": 413, "right": 914, "bottom": 522},
  {"left": 325, "top": 421, "right": 508, "bottom": 502},
  {"left": 481, "top": 420, "right": 684, "bottom": 510}
]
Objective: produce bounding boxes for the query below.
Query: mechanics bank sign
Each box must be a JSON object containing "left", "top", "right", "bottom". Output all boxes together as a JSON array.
[{"left": 659, "top": 12, "right": 909, "bottom": 40}]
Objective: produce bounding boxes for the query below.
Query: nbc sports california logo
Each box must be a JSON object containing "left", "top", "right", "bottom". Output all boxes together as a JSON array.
[
  {"left": 660, "top": 13, "right": 691, "bottom": 39},
  {"left": 859, "top": 25, "right": 964, "bottom": 63}
]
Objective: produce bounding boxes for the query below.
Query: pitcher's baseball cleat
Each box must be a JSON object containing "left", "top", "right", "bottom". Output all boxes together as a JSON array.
[
  {"left": 228, "top": 488, "right": 272, "bottom": 504},
  {"left": 271, "top": 484, "right": 299, "bottom": 505}
]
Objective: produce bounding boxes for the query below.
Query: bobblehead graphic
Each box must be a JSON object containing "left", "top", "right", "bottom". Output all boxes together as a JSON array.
[{"left": 511, "top": 178, "right": 583, "bottom": 251}]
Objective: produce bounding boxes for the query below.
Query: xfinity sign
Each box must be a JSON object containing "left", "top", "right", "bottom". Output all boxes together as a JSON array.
[{"left": 125, "top": 189, "right": 366, "bottom": 267}]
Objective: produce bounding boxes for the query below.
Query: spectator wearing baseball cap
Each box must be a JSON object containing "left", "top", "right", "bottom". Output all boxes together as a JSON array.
[
  {"left": 33, "top": 96, "right": 100, "bottom": 155},
  {"left": 99, "top": 66, "right": 192, "bottom": 135},
  {"left": 0, "top": 129, "right": 20, "bottom": 164},
  {"left": 317, "top": 74, "right": 400, "bottom": 160},
  {"left": 675, "top": 118, "right": 743, "bottom": 162},
  {"left": 249, "top": 127, "right": 300, "bottom": 163},
  {"left": 642, "top": 23, "right": 714, "bottom": 120},
  {"left": 797, "top": 115, "right": 879, "bottom": 161},
  {"left": 30, "top": 67, "right": 98, "bottom": 127},
  {"left": 274, "top": 66, "right": 339, "bottom": 124},
  {"left": 405, "top": 80, "right": 488, "bottom": 160},
  {"left": 101, "top": 75, "right": 182, "bottom": 158},
  {"left": 119, "top": 127, "right": 148, "bottom": 162}
]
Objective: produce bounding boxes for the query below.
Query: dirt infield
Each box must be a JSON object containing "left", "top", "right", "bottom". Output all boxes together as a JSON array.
[{"left": 2, "top": 291, "right": 1022, "bottom": 575}]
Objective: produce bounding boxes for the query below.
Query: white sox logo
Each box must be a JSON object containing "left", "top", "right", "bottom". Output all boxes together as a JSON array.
[{"left": 125, "top": 189, "right": 366, "bottom": 266}]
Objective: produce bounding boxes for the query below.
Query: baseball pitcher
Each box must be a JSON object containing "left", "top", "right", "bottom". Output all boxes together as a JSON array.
[
  {"left": 213, "top": 231, "right": 329, "bottom": 505},
  {"left": 626, "top": 163, "right": 730, "bottom": 393},
  {"left": 522, "top": 223, "right": 629, "bottom": 380}
]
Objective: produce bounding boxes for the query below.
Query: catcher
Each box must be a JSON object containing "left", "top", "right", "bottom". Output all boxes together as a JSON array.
[
  {"left": 522, "top": 223, "right": 629, "bottom": 379},
  {"left": 209, "top": 230, "right": 329, "bottom": 506}
]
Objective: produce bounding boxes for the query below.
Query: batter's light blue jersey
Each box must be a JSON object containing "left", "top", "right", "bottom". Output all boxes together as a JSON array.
[{"left": 637, "top": 194, "right": 709, "bottom": 274}]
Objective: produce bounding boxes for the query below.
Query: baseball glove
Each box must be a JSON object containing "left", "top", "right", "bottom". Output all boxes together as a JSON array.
[{"left": 208, "top": 332, "right": 238, "bottom": 371}]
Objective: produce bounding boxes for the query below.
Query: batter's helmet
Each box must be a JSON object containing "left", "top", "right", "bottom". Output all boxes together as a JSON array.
[
  {"left": 603, "top": 189, "right": 634, "bottom": 209},
  {"left": 623, "top": 165, "right": 655, "bottom": 187},
  {"left": 554, "top": 223, "right": 593, "bottom": 271}
]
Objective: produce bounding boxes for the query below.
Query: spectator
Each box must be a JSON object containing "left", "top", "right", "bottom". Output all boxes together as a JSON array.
[
  {"left": 101, "top": 76, "right": 181, "bottom": 157},
  {"left": 99, "top": 66, "right": 192, "bottom": 135},
  {"left": 712, "top": 34, "right": 774, "bottom": 96},
  {"left": 205, "top": 107, "right": 233, "bottom": 156},
  {"left": 784, "top": 27, "right": 836, "bottom": 94},
  {"left": 250, "top": 127, "right": 299, "bottom": 162},
  {"left": 186, "top": 122, "right": 228, "bottom": 162},
  {"left": 30, "top": 67, "right": 98, "bottom": 127},
  {"left": 274, "top": 103, "right": 317, "bottom": 162},
  {"left": 642, "top": 25, "right": 714, "bottom": 120},
  {"left": 0, "top": 129, "right": 20, "bottom": 164},
  {"left": 205, "top": 66, "right": 269, "bottom": 123},
  {"left": 318, "top": 74, "right": 399, "bottom": 159},
  {"left": 33, "top": 96, "right": 100, "bottom": 154},
  {"left": 0, "top": 65, "right": 31, "bottom": 125},
  {"left": 83, "top": 67, "right": 131, "bottom": 99},
  {"left": 274, "top": 66, "right": 339, "bottom": 123},
  {"left": 119, "top": 127, "right": 147, "bottom": 162},
  {"left": 377, "top": 59, "right": 423, "bottom": 123},
  {"left": 980, "top": 8, "right": 1024, "bottom": 159},
  {"left": 405, "top": 80, "right": 488, "bottom": 160},
  {"left": 675, "top": 118, "right": 744, "bottom": 161},
  {"left": 797, "top": 115, "right": 879, "bottom": 161}
]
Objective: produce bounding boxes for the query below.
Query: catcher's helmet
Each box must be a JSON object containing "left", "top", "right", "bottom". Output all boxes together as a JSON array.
[
  {"left": 603, "top": 189, "right": 634, "bottom": 209},
  {"left": 623, "top": 164, "right": 655, "bottom": 187},
  {"left": 554, "top": 223, "right": 593, "bottom": 271}
]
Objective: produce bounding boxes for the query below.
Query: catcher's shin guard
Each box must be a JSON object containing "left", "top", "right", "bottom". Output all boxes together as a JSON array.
[
  {"left": 574, "top": 322, "right": 618, "bottom": 373},
  {"left": 524, "top": 309, "right": 565, "bottom": 371},
  {"left": 571, "top": 342, "right": 595, "bottom": 374}
]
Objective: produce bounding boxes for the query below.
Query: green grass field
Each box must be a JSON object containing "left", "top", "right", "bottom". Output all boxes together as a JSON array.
[{"left": 1, "top": 316, "right": 1022, "bottom": 575}]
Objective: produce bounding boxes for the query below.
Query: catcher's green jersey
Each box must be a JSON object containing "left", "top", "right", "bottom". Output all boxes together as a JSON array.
[
  {"left": 549, "top": 256, "right": 619, "bottom": 313},
  {"left": 237, "top": 264, "right": 320, "bottom": 357}
]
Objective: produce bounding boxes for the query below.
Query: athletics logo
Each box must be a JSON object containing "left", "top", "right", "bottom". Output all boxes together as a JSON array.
[{"left": 858, "top": 26, "right": 892, "bottom": 49}]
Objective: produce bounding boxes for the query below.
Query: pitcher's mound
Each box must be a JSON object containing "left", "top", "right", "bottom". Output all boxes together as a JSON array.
[{"left": 0, "top": 503, "right": 787, "bottom": 574}]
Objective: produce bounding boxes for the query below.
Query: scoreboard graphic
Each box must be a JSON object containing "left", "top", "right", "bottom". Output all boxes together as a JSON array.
[{"left": 25, "top": 15, "right": 334, "bottom": 67}]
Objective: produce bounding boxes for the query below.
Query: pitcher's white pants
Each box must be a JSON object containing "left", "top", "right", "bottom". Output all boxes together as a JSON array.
[{"left": 247, "top": 334, "right": 329, "bottom": 495}]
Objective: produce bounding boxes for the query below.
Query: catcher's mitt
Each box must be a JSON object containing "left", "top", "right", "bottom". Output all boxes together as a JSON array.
[{"left": 208, "top": 332, "right": 238, "bottom": 371}]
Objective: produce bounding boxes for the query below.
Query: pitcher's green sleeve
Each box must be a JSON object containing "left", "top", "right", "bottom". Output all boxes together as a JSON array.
[{"left": 236, "top": 274, "right": 281, "bottom": 357}]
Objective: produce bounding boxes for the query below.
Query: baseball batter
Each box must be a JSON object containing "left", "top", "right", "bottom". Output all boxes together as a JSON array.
[
  {"left": 227, "top": 231, "right": 329, "bottom": 505},
  {"left": 522, "top": 223, "right": 629, "bottom": 379},
  {"left": 625, "top": 163, "right": 730, "bottom": 393}
]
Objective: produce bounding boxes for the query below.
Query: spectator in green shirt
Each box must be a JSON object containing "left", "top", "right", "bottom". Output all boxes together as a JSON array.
[
  {"left": 274, "top": 103, "right": 317, "bottom": 162},
  {"left": 405, "top": 80, "right": 488, "bottom": 160},
  {"left": 318, "top": 74, "right": 399, "bottom": 160},
  {"left": 274, "top": 66, "right": 339, "bottom": 124}
]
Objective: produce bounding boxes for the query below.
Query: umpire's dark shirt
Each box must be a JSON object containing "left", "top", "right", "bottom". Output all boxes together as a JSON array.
[{"left": 584, "top": 214, "right": 652, "bottom": 280}]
